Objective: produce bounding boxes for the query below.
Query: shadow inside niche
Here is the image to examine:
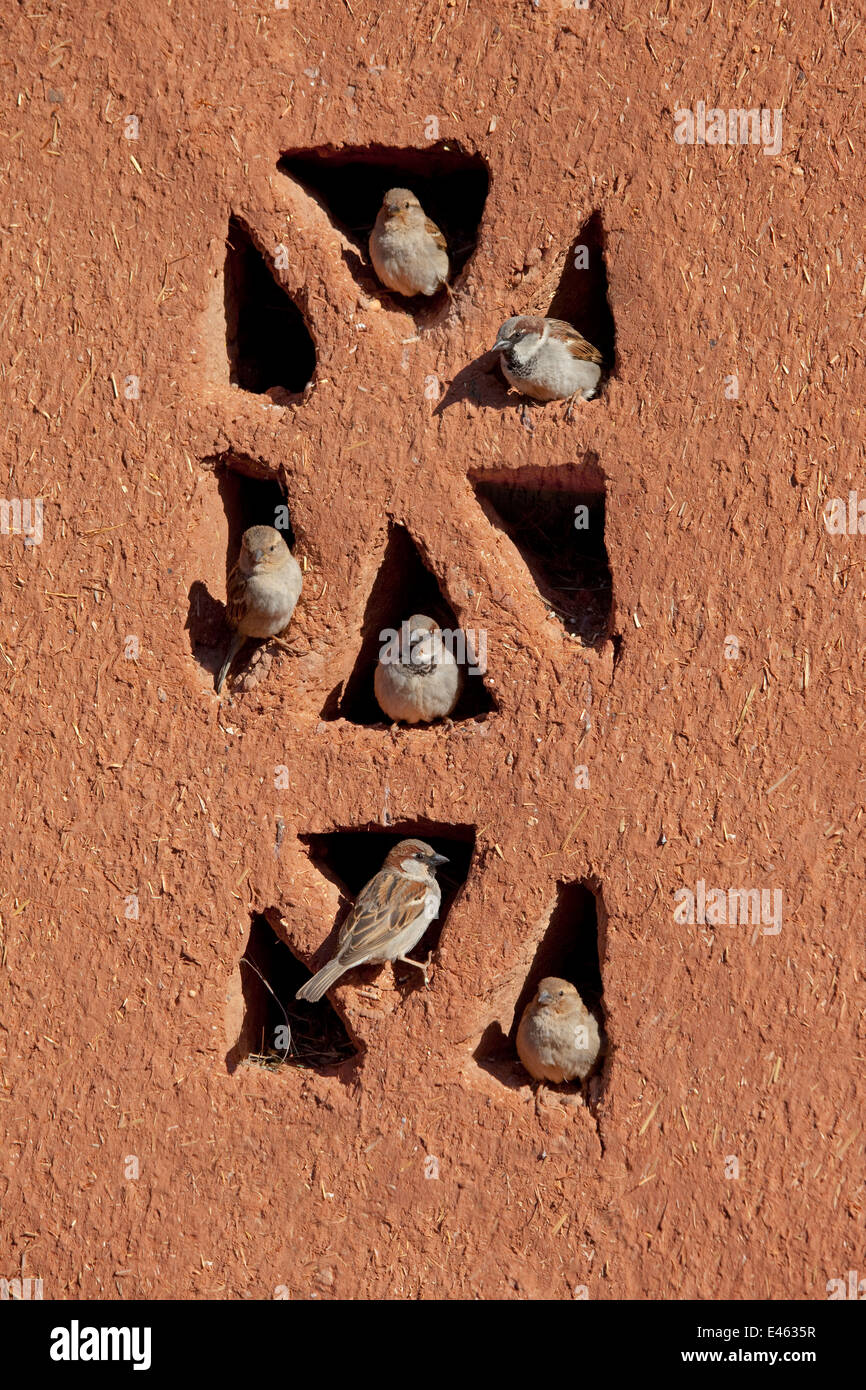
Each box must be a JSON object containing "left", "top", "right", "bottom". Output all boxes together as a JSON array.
[
  {"left": 186, "top": 454, "right": 298, "bottom": 682},
  {"left": 546, "top": 212, "right": 617, "bottom": 372},
  {"left": 226, "top": 910, "right": 357, "bottom": 1075},
  {"left": 224, "top": 216, "right": 316, "bottom": 398},
  {"left": 320, "top": 523, "right": 495, "bottom": 725},
  {"left": 298, "top": 826, "right": 475, "bottom": 993},
  {"left": 278, "top": 143, "right": 488, "bottom": 319},
  {"left": 474, "top": 879, "right": 607, "bottom": 1093},
  {"left": 471, "top": 459, "right": 613, "bottom": 646}
]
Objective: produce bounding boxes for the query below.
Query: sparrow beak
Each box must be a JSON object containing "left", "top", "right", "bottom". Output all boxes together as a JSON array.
[
  {"left": 537, "top": 990, "right": 553, "bottom": 1005},
  {"left": 428, "top": 852, "right": 449, "bottom": 867},
  {"left": 492, "top": 336, "right": 509, "bottom": 353}
]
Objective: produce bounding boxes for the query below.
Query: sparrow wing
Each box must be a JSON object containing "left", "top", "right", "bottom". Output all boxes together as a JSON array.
[
  {"left": 224, "top": 564, "right": 247, "bottom": 631},
  {"left": 337, "top": 869, "right": 431, "bottom": 966},
  {"left": 424, "top": 216, "right": 448, "bottom": 252},
  {"left": 548, "top": 318, "right": 604, "bottom": 365}
]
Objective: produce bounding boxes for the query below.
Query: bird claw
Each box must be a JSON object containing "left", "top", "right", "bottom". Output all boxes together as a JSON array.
[{"left": 396, "top": 951, "right": 434, "bottom": 987}]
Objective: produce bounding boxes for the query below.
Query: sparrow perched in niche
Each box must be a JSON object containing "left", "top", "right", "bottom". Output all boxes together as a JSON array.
[
  {"left": 516, "top": 976, "right": 602, "bottom": 1084},
  {"left": 369, "top": 188, "right": 450, "bottom": 297},
  {"left": 295, "top": 839, "right": 449, "bottom": 1002},
  {"left": 493, "top": 316, "right": 604, "bottom": 402},
  {"left": 374, "top": 614, "right": 465, "bottom": 724},
  {"left": 216, "top": 524, "right": 302, "bottom": 694}
]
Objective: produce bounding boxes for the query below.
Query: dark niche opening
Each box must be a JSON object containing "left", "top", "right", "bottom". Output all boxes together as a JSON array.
[
  {"left": 279, "top": 143, "right": 489, "bottom": 312},
  {"left": 298, "top": 826, "right": 476, "bottom": 991},
  {"left": 224, "top": 216, "right": 316, "bottom": 396},
  {"left": 321, "top": 524, "right": 495, "bottom": 725},
  {"left": 475, "top": 879, "right": 608, "bottom": 1095},
  {"left": 472, "top": 459, "right": 613, "bottom": 645},
  {"left": 226, "top": 910, "right": 356, "bottom": 1074}
]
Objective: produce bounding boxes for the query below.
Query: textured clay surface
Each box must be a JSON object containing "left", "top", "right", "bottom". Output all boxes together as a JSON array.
[{"left": 1, "top": 1, "right": 864, "bottom": 1300}]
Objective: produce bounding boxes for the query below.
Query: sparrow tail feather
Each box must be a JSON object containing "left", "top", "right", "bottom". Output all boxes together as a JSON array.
[
  {"left": 295, "top": 957, "right": 349, "bottom": 1003},
  {"left": 216, "top": 632, "right": 245, "bottom": 694}
]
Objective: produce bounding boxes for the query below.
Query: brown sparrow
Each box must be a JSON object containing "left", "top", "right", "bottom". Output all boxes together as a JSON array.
[
  {"left": 295, "top": 839, "right": 449, "bottom": 1002},
  {"left": 516, "top": 977, "right": 602, "bottom": 1083},
  {"left": 374, "top": 614, "right": 464, "bottom": 724},
  {"left": 216, "top": 524, "right": 302, "bottom": 693},
  {"left": 369, "top": 188, "right": 449, "bottom": 297},
  {"left": 493, "top": 316, "right": 603, "bottom": 401}
]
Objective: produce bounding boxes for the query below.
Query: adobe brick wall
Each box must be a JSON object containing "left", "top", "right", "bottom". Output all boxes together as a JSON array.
[{"left": 1, "top": 0, "right": 862, "bottom": 1299}]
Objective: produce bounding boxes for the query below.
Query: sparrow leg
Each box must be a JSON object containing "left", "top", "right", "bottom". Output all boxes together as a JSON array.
[
  {"left": 395, "top": 952, "right": 433, "bottom": 986},
  {"left": 216, "top": 632, "right": 245, "bottom": 694},
  {"left": 564, "top": 391, "right": 580, "bottom": 422},
  {"left": 269, "top": 634, "right": 302, "bottom": 657},
  {"left": 534, "top": 1086, "right": 554, "bottom": 1120},
  {"left": 520, "top": 404, "right": 535, "bottom": 434}
]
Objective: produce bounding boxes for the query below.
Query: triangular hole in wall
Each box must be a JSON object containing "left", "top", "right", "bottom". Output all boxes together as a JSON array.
[
  {"left": 225, "top": 911, "right": 356, "bottom": 1074},
  {"left": 278, "top": 143, "right": 488, "bottom": 316},
  {"left": 299, "top": 827, "right": 476, "bottom": 992},
  {"left": 546, "top": 211, "right": 617, "bottom": 371},
  {"left": 471, "top": 459, "right": 613, "bottom": 646},
  {"left": 321, "top": 524, "right": 496, "bottom": 725},
  {"left": 475, "top": 879, "right": 608, "bottom": 1096},
  {"left": 186, "top": 454, "right": 298, "bottom": 686},
  {"left": 224, "top": 217, "right": 316, "bottom": 397}
]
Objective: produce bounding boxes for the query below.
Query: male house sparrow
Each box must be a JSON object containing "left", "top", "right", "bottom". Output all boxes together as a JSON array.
[
  {"left": 216, "top": 524, "right": 302, "bottom": 694},
  {"left": 516, "top": 976, "right": 602, "bottom": 1083},
  {"left": 374, "top": 613, "right": 464, "bottom": 724},
  {"left": 493, "top": 315, "right": 604, "bottom": 402},
  {"left": 369, "top": 188, "right": 449, "bottom": 297},
  {"left": 295, "top": 839, "right": 449, "bottom": 1002}
]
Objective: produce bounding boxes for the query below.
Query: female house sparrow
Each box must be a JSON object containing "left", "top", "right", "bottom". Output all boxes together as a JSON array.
[
  {"left": 374, "top": 614, "right": 464, "bottom": 724},
  {"left": 516, "top": 976, "right": 602, "bottom": 1083},
  {"left": 369, "top": 188, "right": 449, "bottom": 297},
  {"left": 295, "top": 839, "right": 449, "bottom": 1002},
  {"left": 216, "top": 524, "right": 303, "bottom": 693},
  {"left": 493, "top": 316, "right": 604, "bottom": 402}
]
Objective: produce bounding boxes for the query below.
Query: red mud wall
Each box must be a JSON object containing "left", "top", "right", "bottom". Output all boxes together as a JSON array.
[{"left": 1, "top": 0, "right": 863, "bottom": 1299}]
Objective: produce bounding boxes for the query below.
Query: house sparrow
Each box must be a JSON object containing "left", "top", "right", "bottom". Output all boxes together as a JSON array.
[
  {"left": 374, "top": 614, "right": 465, "bottom": 724},
  {"left": 493, "top": 316, "right": 603, "bottom": 402},
  {"left": 216, "top": 524, "right": 302, "bottom": 693},
  {"left": 295, "top": 839, "right": 449, "bottom": 1002},
  {"left": 369, "top": 188, "right": 449, "bottom": 297},
  {"left": 516, "top": 976, "right": 602, "bottom": 1083}
]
